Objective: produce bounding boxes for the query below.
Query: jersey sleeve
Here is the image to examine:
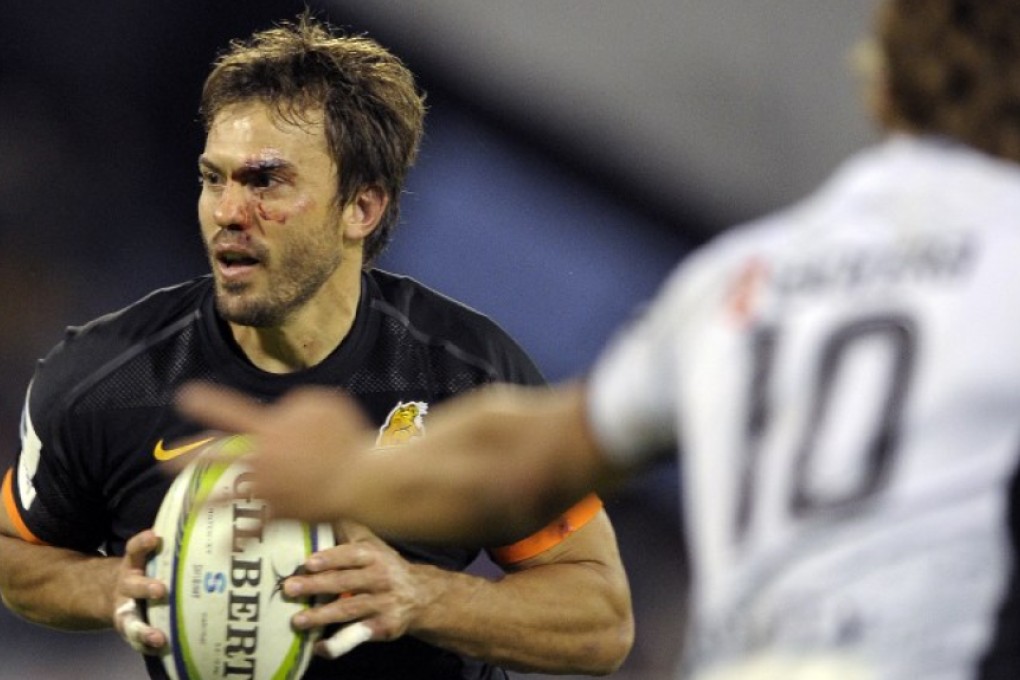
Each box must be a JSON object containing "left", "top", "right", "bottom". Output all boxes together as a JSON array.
[
  {"left": 586, "top": 265, "right": 693, "bottom": 469},
  {"left": 486, "top": 324, "right": 546, "bottom": 388},
  {"left": 1, "top": 469, "right": 42, "bottom": 545},
  {"left": 2, "top": 387, "right": 48, "bottom": 545},
  {"left": 4, "top": 365, "right": 108, "bottom": 553}
]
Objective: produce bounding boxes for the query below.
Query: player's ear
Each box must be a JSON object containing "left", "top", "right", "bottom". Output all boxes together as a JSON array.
[{"left": 342, "top": 185, "right": 389, "bottom": 240}]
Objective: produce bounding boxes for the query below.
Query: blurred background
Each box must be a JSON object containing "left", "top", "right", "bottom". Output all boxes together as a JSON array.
[{"left": 0, "top": 1, "right": 876, "bottom": 677}]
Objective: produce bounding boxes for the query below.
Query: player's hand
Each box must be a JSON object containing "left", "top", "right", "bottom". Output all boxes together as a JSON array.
[
  {"left": 284, "top": 521, "right": 432, "bottom": 659},
  {"left": 113, "top": 529, "right": 167, "bottom": 655},
  {"left": 175, "top": 383, "right": 375, "bottom": 523}
]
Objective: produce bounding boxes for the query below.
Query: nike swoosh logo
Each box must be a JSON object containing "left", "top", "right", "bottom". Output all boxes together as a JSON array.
[{"left": 153, "top": 437, "right": 216, "bottom": 461}]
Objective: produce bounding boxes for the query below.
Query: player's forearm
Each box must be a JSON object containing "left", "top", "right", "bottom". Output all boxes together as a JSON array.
[
  {"left": 177, "top": 383, "right": 612, "bottom": 544},
  {"left": 0, "top": 534, "right": 117, "bottom": 630},
  {"left": 345, "top": 385, "right": 603, "bottom": 546},
  {"left": 407, "top": 561, "right": 633, "bottom": 674}
]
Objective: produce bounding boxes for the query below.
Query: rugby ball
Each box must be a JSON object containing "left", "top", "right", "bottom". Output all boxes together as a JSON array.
[{"left": 146, "top": 435, "right": 335, "bottom": 680}]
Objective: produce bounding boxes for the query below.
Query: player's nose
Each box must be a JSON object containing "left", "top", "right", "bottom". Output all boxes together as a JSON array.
[{"left": 213, "top": 182, "right": 254, "bottom": 230}]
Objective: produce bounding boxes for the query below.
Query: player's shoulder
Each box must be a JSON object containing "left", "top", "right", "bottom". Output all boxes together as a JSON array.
[
  {"left": 368, "top": 268, "right": 509, "bottom": 338},
  {"left": 672, "top": 138, "right": 953, "bottom": 279},
  {"left": 365, "top": 268, "right": 543, "bottom": 383},
  {"left": 59, "top": 276, "right": 210, "bottom": 351},
  {"left": 73, "top": 276, "right": 210, "bottom": 339},
  {"left": 29, "top": 277, "right": 212, "bottom": 407},
  {"left": 666, "top": 136, "right": 1020, "bottom": 314},
  {"left": 664, "top": 207, "right": 792, "bottom": 302}
]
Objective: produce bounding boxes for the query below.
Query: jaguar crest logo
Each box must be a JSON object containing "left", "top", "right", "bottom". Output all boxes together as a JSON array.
[{"left": 376, "top": 401, "right": 429, "bottom": 447}]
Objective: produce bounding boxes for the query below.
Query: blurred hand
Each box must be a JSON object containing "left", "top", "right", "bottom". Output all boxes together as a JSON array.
[{"left": 175, "top": 383, "right": 374, "bottom": 522}]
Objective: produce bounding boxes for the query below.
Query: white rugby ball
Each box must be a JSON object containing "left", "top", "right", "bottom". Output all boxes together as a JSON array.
[{"left": 146, "top": 435, "right": 335, "bottom": 680}]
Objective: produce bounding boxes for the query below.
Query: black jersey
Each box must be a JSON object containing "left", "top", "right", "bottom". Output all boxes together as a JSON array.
[{"left": 5, "top": 269, "right": 544, "bottom": 680}]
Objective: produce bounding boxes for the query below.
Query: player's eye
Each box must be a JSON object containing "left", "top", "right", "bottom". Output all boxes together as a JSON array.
[
  {"left": 249, "top": 171, "right": 277, "bottom": 190},
  {"left": 199, "top": 170, "right": 223, "bottom": 187}
]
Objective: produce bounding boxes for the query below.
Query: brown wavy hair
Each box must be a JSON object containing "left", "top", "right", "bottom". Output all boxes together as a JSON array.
[
  {"left": 200, "top": 13, "right": 426, "bottom": 265},
  {"left": 873, "top": 0, "right": 1020, "bottom": 163}
]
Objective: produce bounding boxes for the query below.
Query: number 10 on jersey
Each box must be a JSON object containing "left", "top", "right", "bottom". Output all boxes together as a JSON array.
[{"left": 734, "top": 313, "right": 917, "bottom": 542}]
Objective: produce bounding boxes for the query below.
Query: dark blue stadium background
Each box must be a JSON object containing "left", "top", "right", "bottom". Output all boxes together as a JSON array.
[{"left": 0, "top": 2, "right": 697, "bottom": 677}]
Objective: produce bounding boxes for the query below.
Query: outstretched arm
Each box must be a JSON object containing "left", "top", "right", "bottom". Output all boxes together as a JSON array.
[{"left": 176, "top": 382, "right": 625, "bottom": 547}]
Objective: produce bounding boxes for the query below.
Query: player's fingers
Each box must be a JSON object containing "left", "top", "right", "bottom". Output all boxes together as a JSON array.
[
  {"left": 277, "top": 387, "right": 377, "bottom": 433},
  {"left": 315, "top": 621, "right": 373, "bottom": 659},
  {"left": 119, "top": 571, "right": 167, "bottom": 601},
  {"left": 286, "top": 549, "right": 377, "bottom": 600},
  {"left": 285, "top": 568, "right": 363, "bottom": 600},
  {"left": 115, "top": 600, "right": 166, "bottom": 655},
  {"left": 175, "top": 382, "right": 266, "bottom": 434},
  {"left": 334, "top": 519, "right": 388, "bottom": 547},
  {"left": 302, "top": 542, "right": 377, "bottom": 574},
  {"left": 121, "top": 532, "right": 168, "bottom": 600},
  {"left": 124, "top": 530, "right": 161, "bottom": 570},
  {"left": 294, "top": 592, "right": 376, "bottom": 630}
]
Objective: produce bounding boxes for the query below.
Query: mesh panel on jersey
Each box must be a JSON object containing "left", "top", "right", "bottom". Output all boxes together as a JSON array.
[
  {"left": 427, "top": 344, "right": 483, "bottom": 394},
  {"left": 72, "top": 323, "right": 216, "bottom": 414},
  {"left": 345, "top": 316, "right": 430, "bottom": 393},
  {"left": 344, "top": 314, "right": 492, "bottom": 397}
]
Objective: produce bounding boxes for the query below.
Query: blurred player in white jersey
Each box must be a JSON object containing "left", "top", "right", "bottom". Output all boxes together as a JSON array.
[{"left": 181, "top": 0, "right": 1020, "bottom": 677}]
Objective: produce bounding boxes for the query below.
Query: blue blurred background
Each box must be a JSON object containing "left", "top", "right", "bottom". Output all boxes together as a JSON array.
[{"left": 0, "top": 2, "right": 875, "bottom": 677}]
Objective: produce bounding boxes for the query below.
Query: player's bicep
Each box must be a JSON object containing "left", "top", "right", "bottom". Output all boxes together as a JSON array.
[
  {"left": 505, "top": 509, "right": 623, "bottom": 572},
  {"left": 490, "top": 495, "right": 617, "bottom": 571}
]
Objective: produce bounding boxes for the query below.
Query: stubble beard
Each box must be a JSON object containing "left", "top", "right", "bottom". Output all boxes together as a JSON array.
[{"left": 213, "top": 235, "right": 344, "bottom": 329}]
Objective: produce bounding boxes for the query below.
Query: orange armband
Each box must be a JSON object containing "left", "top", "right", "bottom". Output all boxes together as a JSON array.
[
  {"left": 2, "top": 469, "right": 45, "bottom": 545},
  {"left": 489, "top": 493, "right": 603, "bottom": 565}
]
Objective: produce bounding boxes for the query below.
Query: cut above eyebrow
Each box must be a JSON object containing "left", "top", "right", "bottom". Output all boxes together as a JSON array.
[
  {"left": 242, "top": 158, "right": 297, "bottom": 175},
  {"left": 197, "top": 155, "right": 297, "bottom": 175}
]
